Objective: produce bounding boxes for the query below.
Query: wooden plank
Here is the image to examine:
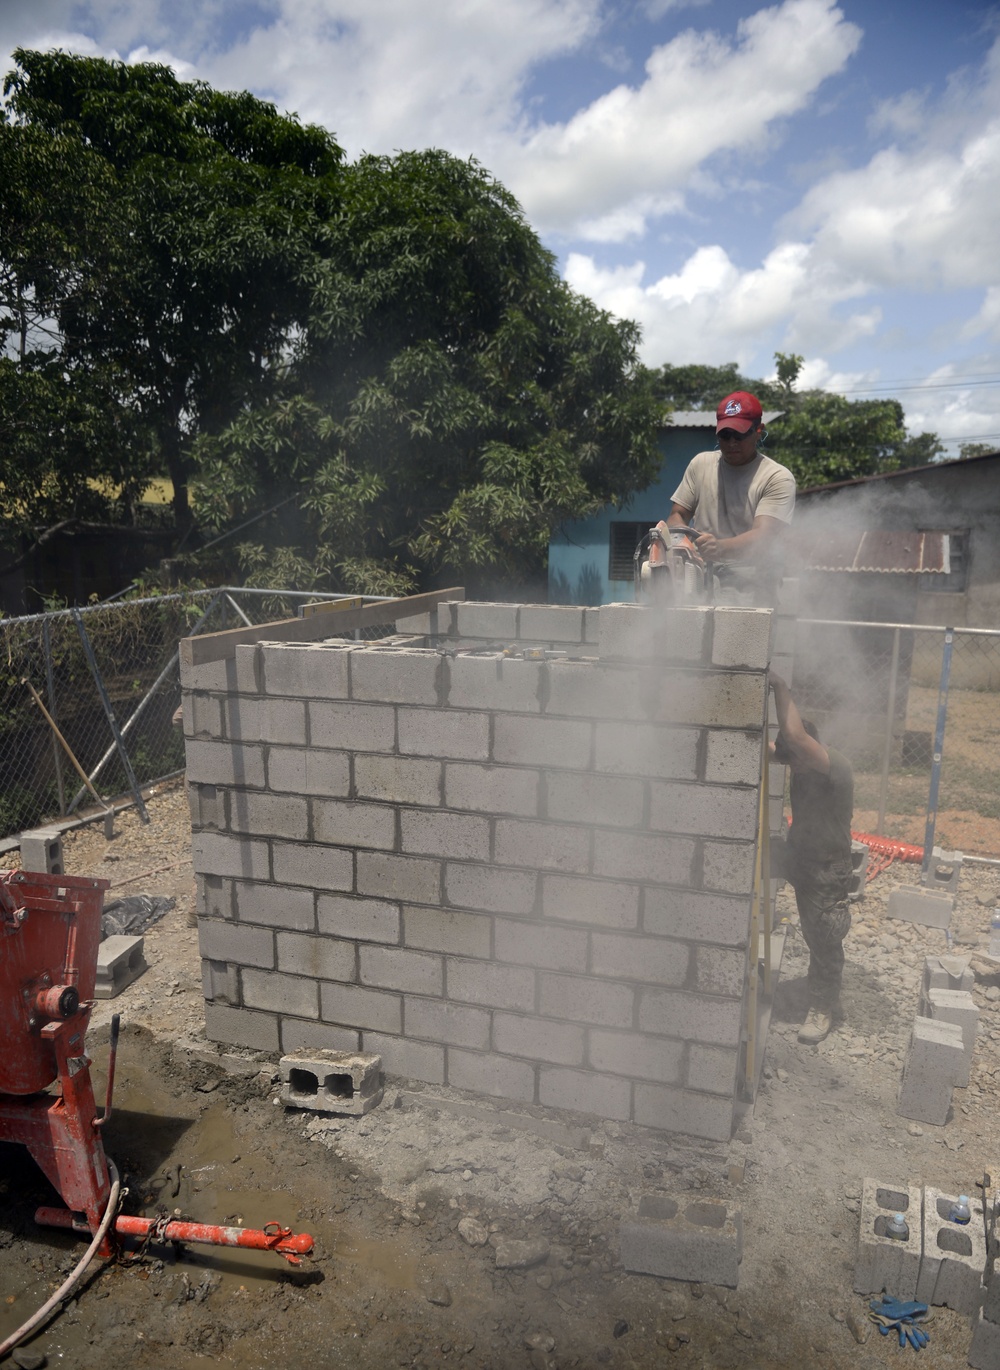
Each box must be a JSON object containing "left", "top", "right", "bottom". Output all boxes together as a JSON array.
[
  {"left": 300, "top": 596, "right": 363, "bottom": 619},
  {"left": 179, "top": 587, "right": 464, "bottom": 668}
]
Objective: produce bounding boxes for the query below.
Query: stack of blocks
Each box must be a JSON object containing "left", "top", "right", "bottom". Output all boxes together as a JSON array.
[
  {"left": 182, "top": 599, "right": 775, "bottom": 1142},
  {"left": 898, "top": 955, "right": 979, "bottom": 1121}
]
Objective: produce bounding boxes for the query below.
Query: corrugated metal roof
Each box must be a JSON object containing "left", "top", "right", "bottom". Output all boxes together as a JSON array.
[
  {"left": 661, "top": 410, "right": 784, "bottom": 427},
  {"left": 800, "top": 529, "right": 949, "bottom": 574}
]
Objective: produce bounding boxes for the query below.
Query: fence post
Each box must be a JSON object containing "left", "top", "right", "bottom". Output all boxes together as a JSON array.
[
  {"left": 71, "top": 607, "right": 150, "bottom": 825},
  {"left": 41, "top": 618, "right": 66, "bottom": 814},
  {"left": 921, "top": 628, "right": 954, "bottom": 873},
  {"left": 876, "top": 626, "right": 901, "bottom": 835}
]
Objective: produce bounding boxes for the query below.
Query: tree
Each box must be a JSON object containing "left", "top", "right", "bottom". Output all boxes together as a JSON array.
[{"left": 958, "top": 441, "right": 996, "bottom": 460}]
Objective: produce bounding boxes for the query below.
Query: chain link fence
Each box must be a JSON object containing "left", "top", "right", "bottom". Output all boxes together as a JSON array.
[
  {"left": 0, "top": 588, "right": 391, "bottom": 839},
  {"left": 793, "top": 619, "right": 1000, "bottom": 857}
]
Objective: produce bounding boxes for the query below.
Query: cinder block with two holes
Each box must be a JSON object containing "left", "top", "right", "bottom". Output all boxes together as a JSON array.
[
  {"left": 920, "top": 846, "right": 963, "bottom": 894},
  {"left": 915, "top": 1187, "right": 988, "bottom": 1316},
  {"left": 619, "top": 1193, "right": 743, "bottom": 1287},
  {"left": 280, "top": 1048, "right": 383, "bottom": 1116},
  {"left": 853, "top": 1179, "right": 922, "bottom": 1297},
  {"left": 95, "top": 935, "right": 147, "bottom": 999},
  {"left": 19, "top": 827, "right": 64, "bottom": 875}
]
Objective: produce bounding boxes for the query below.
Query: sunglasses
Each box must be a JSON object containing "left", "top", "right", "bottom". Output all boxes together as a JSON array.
[{"left": 717, "top": 428, "right": 756, "bottom": 442}]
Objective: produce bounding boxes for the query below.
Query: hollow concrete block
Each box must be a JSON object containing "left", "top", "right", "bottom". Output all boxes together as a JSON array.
[
  {"left": 969, "top": 1309, "right": 1000, "bottom": 1370},
  {"left": 95, "top": 935, "right": 147, "bottom": 999},
  {"left": 920, "top": 846, "right": 963, "bottom": 895},
  {"left": 897, "top": 1016, "right": 965, "bottom": 1126},
  {"left": 19, "top": 827, "right": 64, "bottom": 875},
  {"left": 926, "top": 987, "right": 979, "bottom": 1087},
  {"left": 853, "top": 1178, "right": 922, "bottom": 1298},
  {"left": 915, "top": 1187, "right": 988, "bottom": 1315},
  {"left": 620, "top": 1193, "right": 742, "bottom": 1287},
  {"left": 280, "top": 1048, "right": 383, "bottom": 1116},
  {"left": 887, "top": 884, "right": 953, "bottom": 929}
]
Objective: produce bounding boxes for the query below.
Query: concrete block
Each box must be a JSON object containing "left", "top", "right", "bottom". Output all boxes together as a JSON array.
[
  {"left": 229, "top": 790, "right": 309, "bottom": 841},
  {"left": 233, "top": 643, "right": 261, "bottom": 695},
  {"left": 703, "top": 730, "right": 762, "bottom": 786},
  {"left": 649, "top": 670, "right": 766, "bottom": 730},
  {"left": 849, "top": 840, "right": 869, "bottom": 902},
  {"left": 897, "top": 1016, "right": 965, "bottom": 1125},
  {"left": 639, "top": 989, "right": 743, "bottom": 1048},
  {"left": 648, "top": 782, "right": 757, "bottom": 840},
  {"left": 393, "top": 610, "right": 433, "bottom": 635},
  {"left": 19, "top": 828, "right": 64, "bottom": 875},
  {"left": 920, "top": 845, "right": 963, "bottom": 894},
  {"left": 188, "top": 783, "right": 220, "bottom": 830},
  {"left": 235, "top": 881, "right": 315, "bottom": 931},
  {"left": 692, "top": 946, "right": 747, "bottom": 998},
  {"left": 445, "top": 862, "right": 536, "bottom": 915},
  {"left": 887, "top": 883, "right": 953, "bottom": 929},
  {"left": 261, "top": 642, "right": 351, "bottom": 698},
  {"left": 454, "top": 601, "right": 519, "bottom": 641},
  {"left": 320, "top": 981, "right": 402, "bottom": 1033},
  {"left": 276, "top": 931, "right": 355, "bottom": 981},
  {"left": 445, "top": 762, "right": 539, "bottom": 817},
  {"left": 308, "top": 700, "right": 395, "bottom": 752},
  {"left": 95, "top": 934, "right": 147, "bottom": 998},
  {"left": 267, "top": 747, "right": 350, "bottom": 797},
  {"left": 592, "top": 831, "right": 696, "bottom": 886},
  {"left": 643, "top": 889, "right": 749, "bottom": 948},
  {"left": 620, "top": 1194, "right": 743, "bottom": 1286},
  {"left": 927, "top": 987, "right": 979, "bottom": 1086},
  {"left": 403, "top": 905, "right": 491, "bottom": 958},
  {"left": 492, "top": 1012, "right": 585, "bottom": 1066},
  {"left": 853, "top": 1179, "right": 923, "bottom": 1297},
  {"left": 280, "top": 1019, "right": 360, "bottom": 1055},
  {"left": 686, "top": 1043, "right": 739, "bottom": 1096},
  {"left": 447, "top": 1047, "right": 536, "bottom": 1103},
  {"left": 710, "top": 606, "right": 772, "bottom": 670},
  {"left": 226, "top": 695, "right": 306, "bottom": 745},
  {"left": 243, "top": 968, "right": 319, "bottom": 1019},
  {"left": 546, "top": 772, "right": 644, "bottom": 829},
  {"left": 273, "top": 842, "right": 353, "bottom": 893},
  {"left": 590, "top": 933, "right": 689, "bottom": 987},
  {"left": 205, "top": 1002, "right": 280, "bottom": 1053},
  {"left": 199, "top": 918, "right": 274, "bottom": 970},
  {"left": 186, "top": 740, "right": 265, "bottom": 788},
  {"left": 398, "top": 707, "right": 489, "bottom": 760},
  {"left": 362, "top": 1032, "right": 446, "bottom": 1084},
  {"left": 915, "top": 1187, "right": 988, "bottom": 1314},
  {"left": 356, "top": 852, "right": 441, "bottom": 905},
  {"left": 202, "top": 958, "right": 240, "bottom": 1005},
  {"left": 542, "top": 874, "right": 640, "bottom": 930},
  {"left": 922, "top": 955, "right": 974, "bottom": 995},
  {"left": 701, "top": 840, "right": 757, "bottom": 895},
  {"left": 597, "top": 603, "right": 710, "bottom": 664},
  {"left": 594, "top": 721, "right": 700, "bottom": 781},
  {"left": 192, "top": 831, "right": 270, "bottom": 882},
  {"left": 318, "top": 894, "right": 400, "bottom": 943},
  {"left": 493, "top": 818, "right": 590, "bottom": 874},
  {"left": 197, "top": 874, "right": 233, "bottom": 920},
  {"left": 400, "top": 809, "right": 491, "bottom": 862},
  {"left": 280, "top": 1049, "right": 383, "bottom": 1116},
  {"left": 589, "top": 1029, "right": 683, "bottom": 1084},
  {"left": 494, "top": 916, "right": 588, "bottom": 973},
  {"left": 182, "top": 691, "right": 223, "bottom": 739},
  {"left": 448, "top": 654, "right": 542, "bottom": 713},
  {"left": 982, "top": 1251, "right": 1000, "bottom": 1323},
  {"left": 545, "top": 660, "right": 644, "bottom": 721},
  {"left": 492, "top": 714, "right": 592, "bottom": 769},
  {"left": 540, "top": 973, "right": 634, "bottom": 1028},
  {"left": 516, "top": 604, "right": 585, "bottom": 642},
  {"left": 180, "top": 654, "right": 237, "bottom": 694},
  {"left": 538, "top": 1066, "right": 631, "bottom": 1122},
  {"left": 350, "top": 646, "right": 441, "bottom": 706},
  {"left": 631, "top": 1084, "right": 734, "bottom": 1141},
  {"left": 446, "top": 957, "right": 535, "bottom": 1012},
  {"left": 360, "top": 945, "right": 442, "bottom": 996},
  {"left": 313, "top": 799, "right": 396, "bottom": 850},
  {"left": 354, "top": 754, "right": 442, "bottom": 807},
  {"left": 969, "top": 1309, "right": 1000, "bottom": 1370},
  {"left": 405, "top": 997, "right": 491, "bottom": 1050}
]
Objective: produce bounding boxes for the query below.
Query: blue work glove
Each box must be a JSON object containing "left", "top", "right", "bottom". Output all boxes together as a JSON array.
[
  {"left": 869, "top": 1298, "right": 932, "bottom": 1350},
  {"left": 871, "top": 1298, "right": 929, "bottom": 1321}
]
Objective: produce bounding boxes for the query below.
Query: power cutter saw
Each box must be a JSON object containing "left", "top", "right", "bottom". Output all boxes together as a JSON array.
[{"left": 634, "top": 521, "right": 707, "bottom": 604}]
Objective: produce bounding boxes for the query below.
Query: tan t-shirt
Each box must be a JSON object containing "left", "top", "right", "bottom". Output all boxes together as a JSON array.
[{"left": 671, "top": 450, "right": 796, "bottom": 541}]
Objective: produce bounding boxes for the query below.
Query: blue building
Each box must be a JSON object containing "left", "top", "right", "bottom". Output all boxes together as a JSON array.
[{"left": 547, "top": 410, "right": 781, "bottom": 605}]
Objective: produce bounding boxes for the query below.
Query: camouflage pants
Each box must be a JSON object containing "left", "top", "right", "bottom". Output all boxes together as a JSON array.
[{"left": 790, "top": 858, "right": 853, "bottom": 1011}]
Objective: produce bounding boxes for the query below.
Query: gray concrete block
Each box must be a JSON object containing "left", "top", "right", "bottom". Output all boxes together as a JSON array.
[
  {"left": 280, "top": 1019, "right": 360, "bottom": 1055},
  {"left": 313, "top": 798, "right": 396, "bottom": 850},
  {"left": 280, "top": 1048, "right": 383, "bottom": 1116},
  {"left": 205, "top": 1002, "right": 280, "bottom": 1053},
  {"left": 188, "top": 782, "right": 220, "bottom": 830},
  {"left": 692, "top": 946, "right": 747, "bottom": 998},
  {"left": 545, "top": 660, "right": 644, "bottom": 721},
  {"left": 969, "top": 1309, "right": 1000, "bottom": 1370},
  {"left": 545, "top": 772, "right": 644, "bottom": 829},
  {"left": 849, "top": 840, "right": 869, "bottom": 902},
  {"left": 199, "top": 918, "right": 274, "bottom": 970},
  {"left": 180, "top": 654, "right": 237, "bottom": 694},
  {"left": 197, "top": 874, "right": 233, "bottom": 920},
  {"left": 710, "top": 606, "right": 772, "bottom": 670},
  {"left": 276, "top": 931, "right": 356, "bottom": 982},
  {"left": 589, "top": 1028, "right": 683, "bottom": 1084},
  {"left": 354, "top": 754, "right": 442, "bottom": 807},
  {"left": 226, "top": 695, "right": 306, "bottom": 745},
  {"left": 272, "top": 842, "right": 353, "bottom": 893},
  {"left": 448, "top": 654, "right": 543, "bottom": 713},
  {"left": 517, "top": 604, "right": 586, "bottom": 643},
  {"left": 243, "top": 968, "right": 319, "bottom": 1019},
  {"left": 192, "top": 831, "right": 270, "bottom": 882},
  {"left": 19, "top": 828, "right": 64, "bottom": 875},
  {"left": 538, "top": 1066, "right": 631, "bottom": 1122},
  {"left": 403, "top": 905, "right": 491, "bottom": 958},
  {"left": 597, "top": 603, "right": 710, "bottom": 664},
  {"left": 229, "top": 790, "right": 309, "bottom": 841},
  {"left": 631, "top": 1084, "right": 734, "bottom": 1141},
  {"left": 982, "top": 1251, "right": 1000, "bottom": 1323},
  {"left": 356, "top": 852, "right": 441, "bottom": 905},
  {"left": 202, "top": 958, "right": 240, "bottom": 1005},
  {"left": 922, "top": 954, "right": 974, "bottom": 995},
  {"left": 620, "top": 1194, "right": 743, "bottom": 1286},
  {"left": 447, "top": 1047, "right": 536, "bottom": 1103},
  {"left": 350, "top": 645, "right": 441, "bottom": 706},
  {"left": 308, "top": 700, "right": 395, "bottom": 752},
  {"left": 398, "top": 707, "right": 490, "bottom": 760},
  {"left": 686, "top": 1043, "right": 739, "bottom": 1096},
  {"left": 648, "top": 782, "right": 757, "bottom": 840},
  {"left": 642, "top": 889, "right": 749, "bottom": 948},
  {"left": 95, "top": 934, "right": 147, "bottom": 998},
  {"left": 186, "top": 740, "right": 265, "bottom": 788},
  {"left": 235, "top": 881, "right": 315, "bottom": 931},
  {"left": 590, "top": 933, "right": 689, "bottom": 987},
  {"left": 492, "top": 714, "right": 592, "bottom": 770},
  {"left": 400, "top": 809, "right": 491, "bottom": 862},
  {"left": 320, "top": 981, "right": 402, "bottom": 1034},
  {"left": 592, "top": 830, "right": 696, "bottom": 886},
  {"left": 318, "top": 894, "right": 400, "bottom": 944},
  {"left": 360, "top": 944, "right": 443, "bottom": 996},
  {"left": 920, "top": 845, "right": 963, "bottom": 894},
  {"left": 362, "top": 1032, "right": 446, "bottom": 1084},
  {"left": 638, "top": 989, "right": 743, "bottom": 1048},
  {"left": 649, "top": 670, "right": 766, "bottom": 730},
  {"left": 455, "top": 601, "right": 519, "bottom": 640},
  {"left": 445, "top": 762, "right": 539, "bottom": 817},
  {"left": 492, "top": 1012, "right": 585, "bottom": 1066},
  {"left": 262, "top": 642, "right": 351, "bottom": 698},
  {"left": 446, "top": 957, "right": 535, "bottom": 1012},
  {"left": 915, "top": 1187, "right": 987, "bottom": 1314},
  {"left": 898, "top": 1015, "right": 965, "bottom": 1124},
  {"left": 405, "top": 996, "right": 492, "bottom": 1050},
  {"left": 493, "top": 818, "right": 591, "bottom": 874},
  {"left": 393, "top": 610, "right": 433, "bottom": 635},
  {"left": 887, "top": 883, "right": 953, "bottom": 928},
  {"left": 853, "top": 1179, "right": 923, "bottom": 1297},
  {"left": 927, "top": 987, "right": 979, "bottom": 1087},
  {"left": 182, "top": 691, "right": 223, "bottom": 739},
  {"left": 703, "top": 730, "right": 762, "bottom": 786},
  {"left": 542, "top": 874, "right": 640, "bottom": 930},
  {"left": 494, "top": 916, "right": 588, "bottom": 973},
  {"left": 594, "top": 721, "right": 700, "bottom": 781},
  {"left": 267, "top": 747, "right": 351, "bottom": 797},
  {"left": 701, "top": 840, "right": 757, "bottom": 895},
  {"left": 445, "top": 862, "right": 536, "bottom": 915},
  {"left": 539, "top": 973, "right": 634, "bottom": 1028}
]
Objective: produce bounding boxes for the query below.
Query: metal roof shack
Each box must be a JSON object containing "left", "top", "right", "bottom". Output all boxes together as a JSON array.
[{"left": 796, "top": 529, "right": 950, "bottom": 575}]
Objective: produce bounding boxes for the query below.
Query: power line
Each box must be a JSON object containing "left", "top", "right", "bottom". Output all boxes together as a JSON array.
[{"left": 837, "top": 377, "right": 1000, "bottom": 396}]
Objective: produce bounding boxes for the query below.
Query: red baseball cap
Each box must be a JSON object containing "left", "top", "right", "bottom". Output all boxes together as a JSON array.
[{"left": 716, "top": 391, "right": 762, "bottom": 433}]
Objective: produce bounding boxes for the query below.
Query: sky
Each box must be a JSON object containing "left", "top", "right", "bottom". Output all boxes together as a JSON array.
[{"left": 2, "top": 0, "right": 1000, "bottom": 452}]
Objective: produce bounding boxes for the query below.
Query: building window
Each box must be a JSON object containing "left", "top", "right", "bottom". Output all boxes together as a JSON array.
[
  {"left": 609, "top": 521, "right": 650, "bottom": 582},
  {"left": 919, "top": 530, "right": 969, "bottom": 592}
]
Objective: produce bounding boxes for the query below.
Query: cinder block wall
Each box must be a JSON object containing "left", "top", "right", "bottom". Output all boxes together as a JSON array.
[{"left": 181, "top": 600, "right": 774, "bottom": 1142}]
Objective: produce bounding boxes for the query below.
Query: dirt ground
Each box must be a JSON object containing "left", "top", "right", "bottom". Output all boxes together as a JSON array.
[{"left": 2, "top": 783, "right": 1000, "bottom": 1370}]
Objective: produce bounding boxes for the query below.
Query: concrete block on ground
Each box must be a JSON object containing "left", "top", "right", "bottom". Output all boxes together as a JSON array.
[
  {"left": 926, "top": 987, "right": 978, "bottom": 1086},
  {"left": 853, "top": 1178, "right": 922, "bottom": 1297},
  {"left": 920, "top": 845, "right": 963, "bottom": 894},
  {"left": 620, "top": 1194, "right": 743, "bottom": 1287},
  {"left": 849, "top": 841, "right": 869, "bottom": 903},
  {"left": 280, "top": 1048, "right": 383, "bottom": 1116},
  {"left": 95, "top": 934, "right": 147, "bottom": 998},
  {"left": 887, "top": 883, "right": 953, "bottom": 929},
  {"left": 915, "top": 1187, "right": 987, "bottom": 1315},
  {"left": 969, "top": 1309, "right": 1000, "bottom": 1370},
  {"left": 982, "top": 1250, "right": 1000, "bottom": 1323},
  {"left": 897, "top": 1016, "right": 965, "bottom": 1125},
  {"left": 922, "top": 955, "right": 974, "bottom": 995},
  {"left": 19, "top": 827, "right": 64, "bottom": 875}
]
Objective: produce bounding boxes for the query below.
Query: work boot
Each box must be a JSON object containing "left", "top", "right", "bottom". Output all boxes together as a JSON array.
[{"left": 797, "top": 1007, "right": 833, "bottom": 1045}]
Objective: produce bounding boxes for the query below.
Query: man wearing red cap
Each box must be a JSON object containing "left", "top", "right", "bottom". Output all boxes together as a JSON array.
[{"left": 666, "top": 391, "right": 795, "bottom": 598}]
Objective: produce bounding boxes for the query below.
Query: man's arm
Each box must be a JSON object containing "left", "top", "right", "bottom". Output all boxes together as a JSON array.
[
  {"left": 666, "top": 502, "right": 693, "bottom": 529},
  {"left": 693, "top": 514, "right": 785, "bottom": 563},
  {"left": 769, "top": 671, "right": 830, "bottom": 774}
]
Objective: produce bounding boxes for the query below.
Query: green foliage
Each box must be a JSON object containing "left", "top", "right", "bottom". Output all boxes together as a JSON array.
[{"left": 958, "top": 441, "right": 995, "bottom": 460}]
